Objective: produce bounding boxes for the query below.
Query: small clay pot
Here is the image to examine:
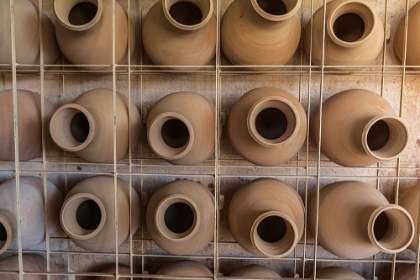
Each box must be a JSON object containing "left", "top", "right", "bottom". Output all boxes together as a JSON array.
[
  {"left": 156, "top": 260, "right": 213, "bottom": 278},
  {"left": 395, "top": 264, "right": 418, "bottom": 280},
  {"left": 146, "top": 180, "right": 215, "bottom": 255},
  {"left": 231, "top": 265, "right": 281, "bottom": 278},
  {"left": 95, "top": 266, "right": 132, "bottom": 280},
  {"left": 398, "top": 184, "right": 420, "bottom": 252},
  {"left": 0, "top": 254, "right": 57, "bottom": 280},
  {"left": 315, "top": 267, "right": 365, "bottom": 279}
]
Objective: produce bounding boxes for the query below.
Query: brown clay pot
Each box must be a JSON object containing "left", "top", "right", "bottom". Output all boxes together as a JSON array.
[
  {"left": 54, "top": 0, "right": 135, "bottom": 69},
  {"left": 231, "top": 265, "right": 281, "bottom": 278},
  {"left": 312, "top": 89, "right": 408, "bottom": 167},
  {"left": 228, "top": 178, "right": 304, "bottom": 258},
  {"left": 227, "top": 88, "right": 307, "bottom": 166},
  {"left": 308, "top": 181, "right": 414, "bottom": 259},
  {"left": 156, "top": 260, "right": 213, "bottom": 278},
  {"left": 60, "top": 176, "right": 141, "bottom": 252},
  {"left": 95, "top": 266, "right": 132, "bottom": 280},
  {"left": 49, "top": 88, "right": 141, "bottom": 163},
  {"left": 395, "top": 264, "right": 418, "bottom": 280},
  {"left": 147, "top": 92, "right": 216, "bottom": 165},
  {"left": 398, "top": 184, "right": 420, "bottom": 252},
  {"left": 315, "top": 267, "right": 365, "bottom": 279},
  {"left": 0, "top": 254, "right": 57, "bottom": 280},
  {"left": 146, "top": 180, "right": 215, "bottom": 255},
  {"left": 304, "top": 0, "right": 384, "bottom": 71},
  {"left": 221, "top": 0, "right": 301, "bottom": 67}
]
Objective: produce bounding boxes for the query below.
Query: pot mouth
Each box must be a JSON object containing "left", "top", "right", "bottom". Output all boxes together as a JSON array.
[
  {"left": 163, "top": 0, "right": 213, "bottom": 31},
  {"left": 54, "top": 0, "right": 103, "bottom": 31},
  {"left": 251, "top": 0, "right": 301, "bottom": 22},
  {"left": 0, "top": 215, "right": 13, "bottom": 254}
]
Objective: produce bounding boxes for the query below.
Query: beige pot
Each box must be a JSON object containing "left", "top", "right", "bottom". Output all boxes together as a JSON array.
[
  {"left": 0, "top": 254, "right": 57, "bottom": 280},
  {"left": 398, "top": 184, "right": 420, "bottom": 252},
  {"left": 231, "top": 265, "right": 281, "bottom": 278},
  {"left": 315, "top": 267, "right": 365, "bottom": 279},
  {"left": 95, "top": 266, "right": 132, "bottom": 280},
  {"left": 308, "top": 181, "right": 414, "bottom": 259},
  {"left": 395, "top": 264, "right": 418, "bottom": 280},
  {"left": 156, "top": 260, "right": 213, "bottom": 278}
]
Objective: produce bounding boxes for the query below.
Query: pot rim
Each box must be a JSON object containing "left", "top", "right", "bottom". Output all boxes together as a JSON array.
[
  {"left": 251, "top": 0, "right": 302, "bottom": 22},
  {"left": 162, "top": 0, "right": 214, "bottom": 31},
  {"left": 54, "top": 0, "right": 104, "bottom": 32},
  {"left": 0, "top": 213, "right": 13, "bottom": 254}
]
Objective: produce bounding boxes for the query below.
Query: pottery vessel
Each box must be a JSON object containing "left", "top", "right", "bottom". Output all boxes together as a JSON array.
[
  {"left": 0, "top": 89, "right": 56, "bottom": 161},
  {"left": 228, "top": 178, "right": 304, "bottom": 258},
  {"left": 95, "top": 266, "right": 132, "bottom": 280},
  {"left": 231, "top": 265, "right": 281, "bottom": 278},
  {"left": 227, "top": 87, "right": 307, "bottom": 166},
  {"left": 395, "top": 264, "right": 418, "bottom": 280},
  {"left": 315, "top": 267, "right": 364, "bottom": 279},
  {"left": 147, "top": 92, "right": 216, "bottom": 165},
  {"left": 0, "top": 177, "right": 63, "bottom": 254},
  {"left": 308, "top": 181, "right": 414, "bottom": 259},
  {"left": 146, "top": 180, "right": 215, "bottom": 255},
  {"left": 312, "top": 89, "right": 408, "bottom": 167},
  {"left": 156, "top": 260, "right": 213, "bottom": 278},
  {"left": 50, "top": 88, "right": 141, "bottom": 163},
  {"left": 142, "top": 0, "right": 216, "bottom": 67},
  {"left": 0, "top": 254, "right": 57, "bottom": 280},
  {"left": 60, "top": 176, "right": 141, "bottom": 252},
  {"left": 221, "top": 0, "right": 301, "bottom": 67},
  {"left": 398, "top": 184, "right": 420, "bottom": 251},
  {"left": 54, "top": 0, "right": 135, "bottom": 69},
  {"left": 304, "top": 0, "right": 384, "bottom": 71}
]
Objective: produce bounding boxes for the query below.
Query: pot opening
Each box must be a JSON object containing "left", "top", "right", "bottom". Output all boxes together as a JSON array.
[
  {"left": 161, "top": 119, "right": 190, "bottom": 149},
  {"left": 333, "top": 13, "right": 365, "bottom": 42},
  {"left": 255, "top": 108, "right": 288, "bottom": 140},
  {"left": 256, "top": 0, "right": 287, "bottom": 15},
  {"left": 373, "top": 211, "right": 389, "bottom": 241},
  {"left": 257, "top": 216, "right": 287, "bottom": 243},
  {"left": 0, "top": 223, "right": 6, "bottom": 241},
  {"left": 367, "top": 120, "right": 389, "bottom": 151},
  {"left": 164, "top": 202, "right": 195, "bottom": 234},
  {"left": 76, "top": 199, "right": 102, "bottom": 231},
  {"left": 71, "top": 112, "right": 90, "bottom": 143},
  {"left": 69, "top": 2, "right": 98, "bottom": 25},
  {"left": 169, "top": 2, "right": 203, "bottom": 25}
]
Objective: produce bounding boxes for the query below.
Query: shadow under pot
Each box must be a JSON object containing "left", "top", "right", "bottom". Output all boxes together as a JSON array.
[
  {"left": 95, "top": 266, "right": 132, "bottom": 280},
  {"left": 156, "top": 260, "right": 213, "bottom": 278},
  {"left": 314, "top": 267, "right": 365, "bottom": 279},
  {"left": 0, "top": 254, "right": 58, "bottom": 280},
  {"left": 231, "top": 265, "right": 281, "bottom": 278}
]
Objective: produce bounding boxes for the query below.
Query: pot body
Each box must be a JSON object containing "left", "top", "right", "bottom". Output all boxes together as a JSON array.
[
  {"left": 156, "top": 260, "right": 213, "bottom": 278},
  {"left": 227, "top": 87, "right": 307, "bottom": 166},
  {"left": 395, "top": 264, "right": 417, "bottom": 280},
  {"left": 95, "top": 266, "right": 132, "bottom": 280},
  {"left": 315, "top": 267, "right": 365, "bottom": 279},
  {"left": 398, "top": 184, "right": 420, "bottom": 251},
  {"left": 231, "top": 265, "right": 281, "bottom": 278},
  {"left": 0, "top": 254, "right": 57, "bottom": 280}
]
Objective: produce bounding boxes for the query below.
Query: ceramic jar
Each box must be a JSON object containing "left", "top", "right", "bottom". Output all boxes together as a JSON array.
[
  {"left": 312, "top": 89, "right": 408, "bottom": 167},
  {"left": 395, "top": 264, "right": 417, "bottom": 280},
  {"left": 308, "top": 181, "right": 414, "bottom": 259},
  {"left": 147, "top": 92, "right": 216, "bottom": 165},
  {"left": 156, "top": 261, "right": 213, "bottom": 278},
  {"left": 60, "top": 176, "right": 141, "bottom": 252},
  {"left": 398, "top": 184, "right": 420, "bottom": 252},
  {"left": 54, "top": 0, "right": 135, "bottom": 69},
  {"left": 142, "top": 0, "right": 216, "bottom": 66},
  {"left": 95, "top": 266, "right": 132, "bottom": 280},
  {"left": 0, "top": 177, "right": 63, "bottom": 254},
  {"left": 49, "top": 88, "right": 141, "bottom": 163},
  {"left": 0, "top": 254, "right": 57, "bottom": 280},
  {"left": 221, "top": 0, "right": 301, "bottom": 66},
  {"left": 146, "top": 180, "right": 215, "bottom": 255},
  {"left": 304, "top": 0, "right": 384, "bottom": 71},
  {"left": 227, "top": 88, "right": 307, "bottom": 166},
  {"left": 231, "top": 265, "right": 281, "bottom": 278},
  {"left": 315, "top": 267, "right": 364, "bottom": 279},
  {"left": 229, "top": 178, "right": 304, "bottom": 258}
]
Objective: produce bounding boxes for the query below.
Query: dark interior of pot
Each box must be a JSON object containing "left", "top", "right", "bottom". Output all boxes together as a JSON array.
[
  {"left": 76, "top": 200, "right": 102, "bottom": 230},
  {"left": 257, "top": 0, "right": 287, "bottom": 15},
  {"left": 161, "top": 119, "right": 189, "bottom": 148},
  {"left": 169, "top": 2, "right": 203, "bottom": 25},
  {"left": 70, "top": 112, "right": 90, "bottom": 143},
  {"left": 255, "top": 108, "right": 288, "bottom": 140},
  {"left": 333, "top": 13, "right": 365, "bottom": 42},
  {"left": 257, "top": 215, "right": 287, "bottom": 243},
  {"left": 373, "top": 211, "right": 389, "bottom": 241},
  {"left": 164, "top": 202, "right": 194, "bottom": 234},
  {"left": 69, "top": 2, "right": 98, "bottom": 25},
  {"left": 0, "top": 223, "right": 6, "bottom": 241},
  {"left": 367, "top": 120, "right": 390, "bottom": 151}
]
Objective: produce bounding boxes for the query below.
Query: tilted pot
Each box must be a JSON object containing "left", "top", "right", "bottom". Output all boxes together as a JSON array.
[
  {"left": 0, "top": 254, "right": 57, "bottom": 280},
  {"left": 156, "top": 260, "right": 213, "bottom": 278},
  {"left": 231, "top": 265, "right": 281, "bottom": 278},
  {"left": 95, "top": 266, "right": 132, "bottom": 280},
  {"left": 395, "top": 264, "right": 418, "bottom": 280},
  {"left": 315, "top": 267, "right": 365, "bottom": 279},
  {"left": 398, "top": 183, "right": 420, "bottom": 252}
]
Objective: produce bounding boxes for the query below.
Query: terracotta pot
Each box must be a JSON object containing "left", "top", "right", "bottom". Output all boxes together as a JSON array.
[
  {"left": 315, "top": 267, "right": 365, "bottom": 279},
  {"left": 95, "top": 266, "right": 132, "bottom": 280},
  {"left": 221, "top": 0, "right": 301, "bottom": 67},
  {"left": 146, "top": 180, "right": 215, "bottom": 255},
  {"left": 156, "top": 260, "right": 213, "bottom": 278},
  {"left": 146, "top": 92, "right": 215, "bottom": 165},
  {"left": 227, "top": 88, "right": 307, "bottom": 166},
  {"left": 231, "top": 265, "right": 281, "bottom": 278},
  {"left": 398, "top": 184, "right": 420, "bottom": 252},
  {"left": 228, "top": 178, "right": 304, "bottom": 258},
  {"left": 0, "top": 177, "right": 63, "bottom": 254},
  {"left": 308, "top": 181, "right": 414, "bottom": 259},
  {"left": 0, "top": 254, "right": 57, "bottom": 280},
  {"left": 0, "top": 0, "right": 59, "bottom": 70},
  {"left": 60, "top": 176, "right": 141, "bottom": 252},
  {"left": 312, "top": 89, "right": 408, "bottom": 167},
  {"left": 304, "top": 0, "right": 384, "bottom": 71},
  {"left": 50, "top": 88, "right": 141, "bottom": 163},
  {"left": 395, "top": 264, "right": 417, "bottom": 280},
  {"left": 142, "top": 0, "right": 216, "bottom": 67},
  {"left": 54, "top": 0, "right": 135, "bottom": 69},
  {"left": 0, "top": 89, "right": 56, "bottom": 161}
]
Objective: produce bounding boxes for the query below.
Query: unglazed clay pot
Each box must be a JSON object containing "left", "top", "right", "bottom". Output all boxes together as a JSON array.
[
  {"left": 229, "top": 178, "right": 304, "bottom": 258},
  {"left": 308, "top": 181, "right": 414, "bottom": 259},
  {"left": 231, "top": 265, "right": 281, "bottom": 278},
  {"left": 142, "top": 0, "right": 216, "bottom": 66},
  {"left": 304, "top": 0, "right": 384, "bottom": 71},
  {"left": 0, "top": 0, "right": 59, "bottom": 69},
  {"left": 0, "top": 89, "right": 56, "bottom": 161},
  {"left": 147, "top": 92, "right": 215, "bottom": 165},
  {"left": 60, "top": 176, "right": 140, "bottom": 252},
  {"left": 0, "top": 177, "right": 63, "bottom": 254},
  {"left": 156, "top": 260, "right": 213, "bottom": 278},
  {"left": 395, "top": 264, "right": 418, "bottom": 280},
  {"left": 54, "top": 0, "right": 135, "bottom": 69},
  {"left": 315, "top": 267, "right": 365, "bottom": 279},
  {"left": 0, "top": 254, "right": 57, "bottom": 280},
  {"left": 312, "top": 89, "right": 408, "bottom": 167},
  {"left": 146, "top": 180, "right": 215, "bottom": 255},
  {"left": 221, "top": 0, "right": 301, "bottom": 67},
  {"left": 227, "top": 88, "right": 307, "bottom": 166},
  {"left": 398, "top": 184, "right": 420, "bottom": 252},
  {"left": 95, "top": 266, "right": 132, "bottom": 280},
  {"left": 50, "top": 88, "right": 141, "bottom": 163}
]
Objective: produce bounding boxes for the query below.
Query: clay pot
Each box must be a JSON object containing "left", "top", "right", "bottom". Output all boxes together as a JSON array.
[
  {"left": 147, "top": 92, "right": 215, "bottom": 165},
  {"left": 221, "top": 0, "right": 301, "bottom": 67},
  {"left": 228, "top": 178, "right": 304, "bottom": 258},
  {"left": 395, "top": 264, "right": 417, "bottom": 280},
  {"left": 49, "top": 88, "right": 141, "bottom": 163},
  {"left": 156, "top": 260, "right": 213, "bottom": 278},
  {"left": 60, "top": 176, "right": 141, "bottom": 252},
  {"left": 315, "top": 267, "right": 365, "bottom": 279},
  {"left": 0, "top": 89, "right": 56, "bottom": 161},
  {"left": 146, "top": 180, "right": 215, "bottom": 255},
  {"left": 231, "top": 265, "right": 281, "bottom": 278},
  {"left": 142, "top": 0, "right": 216, "bottom": 67},
  {"left": 0, "top": 0, "right": 59, "bottom": 69},
  {"left": 95, "top": 266, "right": 132, "bottom": 280},
  {"left": 308, "top": 181, "right": 414, "bottom": 259},
  {"left": 304, "top": 0, "right": 384, "bottom": 71},
  {"left": 312, "top": 89, "right": 408, "bottom": 167},
  {"left": 0, "top": 254, "right": 57, "bottom": 280},
  {"left": 398, "top": 184, "right": 420, "bottom": 252},
  {"left": 227, "top": 88, "right": 307, "bottom": 166},
  {"left": 0, "top": 177, "right": 63, "bottom": 254},
  {"left": 54, "top": 0, "right": 135, "bottom": 69}
]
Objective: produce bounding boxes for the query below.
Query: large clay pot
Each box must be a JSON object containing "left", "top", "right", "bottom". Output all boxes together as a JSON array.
[
  {"left": 95, "top": 266, "right": 132, "bottom": 280},
  {"left": 142, "top": 0, "right": 216, "bottom": 66},
  {"left": 0, "top": 89, "right": 56, "bottom": 161},
  {"left": 308, "top": 181, "right": 414, "bottom": 259},
  {"left": 60, "top": 176, "right": 141, "bottom": 252},
  {"left": 227, "top": 88, "right": 307, "bottom": 166},
  {"left": 146, "top": 180, "right": 215, "bottom": 255},
  {"left": 0, "top": 254, "right": 57, "bottom": 280},
  {"left": 398, "top": 184, "right": 420, "bottom": 252},
  {"left": 228, "top": 178, "right": 304, "bottom": 258},
  {"left": 147, "top": 92, "right": 216, "bottom": 165},
  {"left": 221, "top": 0, "right": 301, "bottom": 67},
  {"left": 395, "top": 264, "right": 417, "bottom": 280},
  {"left": 312, "top": 89, "right": 408, "bottom": 167},
  {"left": 0, "top": 177, "right": 63, "bottom": 254},
  {"left": 315, "top": 267, "right": 365, "bottom": 279},
  {"left": 304, "top": 0, "right": 384, "bottom": 71},
  {"left": 231, "top": 265, "right": 281, "bottom": 278},
  {"left": 49, "top": 88, "right": 141, "bottom": 163},
  {"left": 156, "top": 260, "right": 213, "bottom": 278},
  {"left": 54, "top": 0, "right": 135, "bottom": 69}
]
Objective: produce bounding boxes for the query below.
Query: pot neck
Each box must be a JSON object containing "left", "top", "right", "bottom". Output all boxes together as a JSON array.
[
  {"left": 162, "top": 0, "right": 213, "bottom": 31},
  {"left": 0, "top": 211, "right": 16, "bottom": 254},
  {"left": 54, "top": 0, "right": 103, "bottom": 32},
  {"left": 250, "top": 0, "right": 301, "bottom": 23}
]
